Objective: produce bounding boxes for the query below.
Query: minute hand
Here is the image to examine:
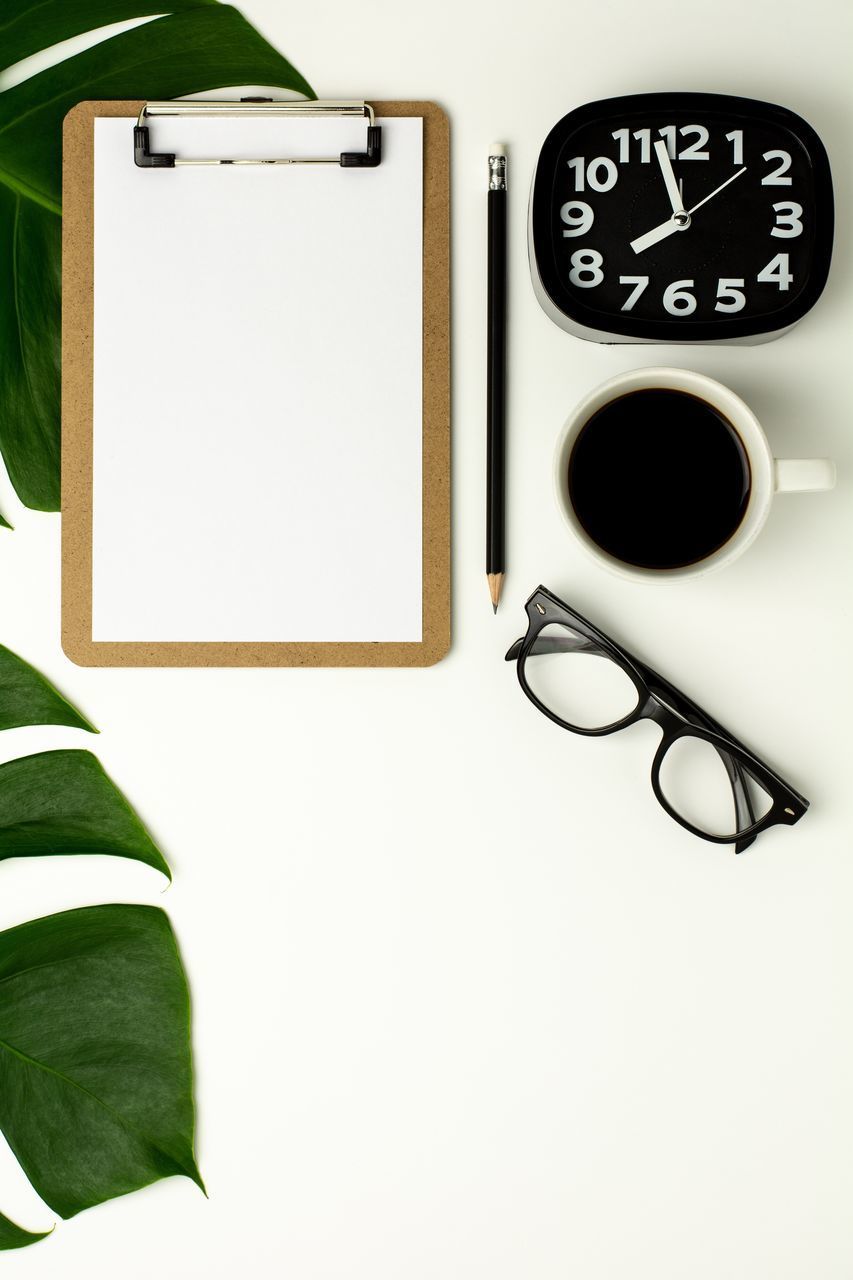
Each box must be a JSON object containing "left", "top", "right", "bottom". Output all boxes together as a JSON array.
[
  {"left": 684, "top": 165, "right": 747, "bottom": 215},
  {"left": 630, "top": 166, "right": 747, "bottom": 255}
]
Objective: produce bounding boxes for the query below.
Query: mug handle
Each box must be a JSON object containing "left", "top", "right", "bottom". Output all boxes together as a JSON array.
[{"left": 774, "top": 458, "right": 836, "bottom": 493}]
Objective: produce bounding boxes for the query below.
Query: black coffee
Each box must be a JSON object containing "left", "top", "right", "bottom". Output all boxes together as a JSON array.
[{"left": 568, "top": 389, "right": 751, "bottom": 570}]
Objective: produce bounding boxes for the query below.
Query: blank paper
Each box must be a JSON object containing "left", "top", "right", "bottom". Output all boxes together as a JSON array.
[{"left": 91, "top": 115, "right": 423, "bottom": 642}]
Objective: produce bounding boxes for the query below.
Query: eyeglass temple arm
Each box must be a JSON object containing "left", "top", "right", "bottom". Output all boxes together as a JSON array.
[
  {"left": 506, "top": 635, "right": 599, "bottom": 658},
  {"left": 509, "top": 632, "right": 757, "bottom": 850}
]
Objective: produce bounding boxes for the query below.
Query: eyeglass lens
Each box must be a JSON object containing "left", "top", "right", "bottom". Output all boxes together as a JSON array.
[
  {"left": 523, "top": 622, "right": 639, "bottom": 731},
  {"left": 658, "top": 737, "right": 773, "bottom": 838}
]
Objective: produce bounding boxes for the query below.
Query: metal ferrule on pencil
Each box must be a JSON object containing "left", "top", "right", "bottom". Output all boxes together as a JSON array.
[{"left": 488, "top": 154, "right": 507, "bottom": 190}]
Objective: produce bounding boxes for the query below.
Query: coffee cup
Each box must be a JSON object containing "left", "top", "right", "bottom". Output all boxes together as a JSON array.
[{"left": 554, "top": 367, "right": 836, "bottom": 582}]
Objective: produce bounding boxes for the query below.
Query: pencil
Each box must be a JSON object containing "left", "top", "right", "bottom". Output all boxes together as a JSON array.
[{"left": 486, "top": 144, "right": 507, "bottom": 613}]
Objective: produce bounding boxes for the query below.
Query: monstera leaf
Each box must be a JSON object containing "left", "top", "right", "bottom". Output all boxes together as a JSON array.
[
  {"left": 0, "top": 642, "right": 198, "bottom": 1247},
  {"left": 0, "top": 905, "right": 201, "bottom": 1223},
  {"left": 0, "top": 642, "right": 95, "bottom": 731},
  {"left": 0, "top": 1209, "right": 51, "bottom": 1251},
  {"left": 0, "top": 749, "right": 170, "bottom": 878},
  {"left": 0, "top": 0, "right": 314, "bottom": 511},
  {"left": 0, "top": 185, "right": 61, "bottom": 514}
]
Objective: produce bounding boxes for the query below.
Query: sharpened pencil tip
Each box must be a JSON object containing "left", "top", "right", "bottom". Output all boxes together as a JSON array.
[
  {"left": 487, "top": 572, "right": 505, "bottom": 612},
  {"left": 493, "top": 602, "right": 498, "bottom": 614}
]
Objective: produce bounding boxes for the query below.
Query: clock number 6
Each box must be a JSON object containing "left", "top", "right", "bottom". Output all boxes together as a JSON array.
[{"left": 662, "top": 279, "right": 696, "bottom": 315}]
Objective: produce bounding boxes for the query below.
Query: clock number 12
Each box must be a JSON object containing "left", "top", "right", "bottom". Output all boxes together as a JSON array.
[{"left": 657, "top": 125, "right": 709, "bottom": 159}]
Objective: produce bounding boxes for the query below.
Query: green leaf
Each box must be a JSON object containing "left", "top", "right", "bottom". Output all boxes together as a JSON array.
[
  {"left": 0, "top": 749, "right": 170, "bottom": 879},
  {"left": 0, "top": 1209, "right": 51, "bottom": 1251},
  {"left": 0, "top": 184, "right": 61, "bottom": 509},
  {"left": 0, "top": 6, "right": 315, "bottom": 214},
  {"left": 0, "top": 0, "right": 218, "bottom": 72},
  {"left": 0, "top": 3, "right": 314, "bottom": 511},
  {"left": 0, "top": 642, "right": 96, "bottom": 732},
  {"left": 0, "top": 904, "right": 201, "bottom": 1219}
]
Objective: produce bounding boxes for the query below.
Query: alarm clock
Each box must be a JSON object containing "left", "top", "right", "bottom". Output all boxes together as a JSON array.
[{"left": 529, "top": 93, "right": 834, "bottom": 344}]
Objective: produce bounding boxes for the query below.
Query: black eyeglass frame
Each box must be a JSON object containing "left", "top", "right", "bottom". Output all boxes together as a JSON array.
[{"left": 506, "top": 586, "right": 809, "bottom": 851}]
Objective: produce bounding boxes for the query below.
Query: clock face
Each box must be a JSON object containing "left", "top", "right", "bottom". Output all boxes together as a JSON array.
[{"left": 531, "top": 93, "right": 834, "bottom": 341}]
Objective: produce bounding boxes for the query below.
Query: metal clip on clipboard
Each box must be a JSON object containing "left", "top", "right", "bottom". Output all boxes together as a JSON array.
[{"left": 133, "top": 99, "right": 382, "bottom": 169}]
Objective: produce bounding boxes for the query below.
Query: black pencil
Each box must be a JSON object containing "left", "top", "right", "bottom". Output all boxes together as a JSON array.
[{"left": 486, "top": 144, "right": 507, "bottom": 613}]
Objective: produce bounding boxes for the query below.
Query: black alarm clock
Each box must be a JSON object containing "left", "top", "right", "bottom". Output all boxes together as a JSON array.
[{"left": 529, "top": 92, "right": 834, "bottom": 344}]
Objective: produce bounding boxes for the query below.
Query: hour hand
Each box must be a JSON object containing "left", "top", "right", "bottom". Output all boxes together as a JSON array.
[
  {"left": 630, "top": 217, "right": 683, "bottom": 255},
  {"left": 654, "top": 138, "right": 684, "bottom": 215}
]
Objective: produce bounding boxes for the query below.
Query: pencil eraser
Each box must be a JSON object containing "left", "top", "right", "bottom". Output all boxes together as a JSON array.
[{"left": 489, "top": 142, "right": 507, "bottom": 156}]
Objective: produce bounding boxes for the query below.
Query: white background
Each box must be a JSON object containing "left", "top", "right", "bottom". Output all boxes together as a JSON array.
[{"left": 0, "top": 0, "right": 851, "bottom": 1276}]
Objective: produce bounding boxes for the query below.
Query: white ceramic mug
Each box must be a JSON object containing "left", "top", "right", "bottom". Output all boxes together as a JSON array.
[{"left": 554, "top": 367, "right": 836, "bottom": 582}]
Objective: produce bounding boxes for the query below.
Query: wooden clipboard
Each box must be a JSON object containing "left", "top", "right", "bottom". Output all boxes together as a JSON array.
[{"left": 61, "top": 100, "right": 450, "bottom": 668}]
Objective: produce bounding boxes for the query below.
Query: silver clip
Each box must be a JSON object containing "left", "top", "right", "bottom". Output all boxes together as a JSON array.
[{"left": 133, "top": 100, "right": 381, "bottom": 169}]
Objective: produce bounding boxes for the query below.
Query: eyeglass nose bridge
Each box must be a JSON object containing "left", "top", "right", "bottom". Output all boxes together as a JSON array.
[{"left": 639, "top": 692, "right": 683, "bottom": 732}]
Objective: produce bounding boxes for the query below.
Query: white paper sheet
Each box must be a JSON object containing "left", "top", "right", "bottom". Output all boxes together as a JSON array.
[{"left": 91, "top": 115, "right": 423, "bottom": 642}]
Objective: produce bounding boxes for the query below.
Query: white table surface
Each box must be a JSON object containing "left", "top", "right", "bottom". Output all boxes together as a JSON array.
[{"left": 1, "top": 2, "right": 851, "bottom": 1276}]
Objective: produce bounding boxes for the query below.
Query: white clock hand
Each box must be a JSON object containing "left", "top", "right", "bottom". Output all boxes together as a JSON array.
[
  {"left": 630, "top": 165, "right": 748, "bottom": 255},
  {"left": 629, "top": 212, "right": 691, "bottom": 255},
  {"left": 654, "top": 138, "right": 684, "bottom": 216},
  {"left": 685, "top": 165, "right": 747, "bottom": 215}
]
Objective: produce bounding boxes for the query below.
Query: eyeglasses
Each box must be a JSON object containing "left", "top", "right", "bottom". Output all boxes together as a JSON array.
[{"left": 506, "top": 586, "right": 808, "bottom": 851}]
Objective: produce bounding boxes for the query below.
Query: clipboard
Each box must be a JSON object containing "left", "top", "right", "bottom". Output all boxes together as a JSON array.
[{"left": 61, "top": 99, "right": 450, "bottom": 668}]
